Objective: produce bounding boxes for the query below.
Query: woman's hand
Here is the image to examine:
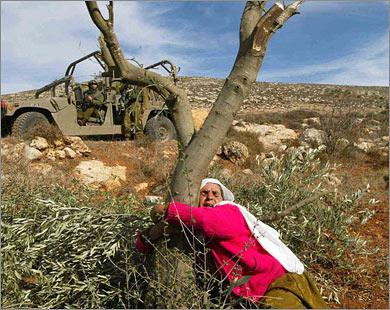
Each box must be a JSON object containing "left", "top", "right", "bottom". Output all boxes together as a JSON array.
[{"left": 150, "top": 204, "right": 167, "bottom": 223}]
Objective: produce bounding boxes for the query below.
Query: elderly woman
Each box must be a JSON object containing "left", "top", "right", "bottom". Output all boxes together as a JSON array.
[{"left": 136, "top": 178, "right": 328, "bottom": 309}]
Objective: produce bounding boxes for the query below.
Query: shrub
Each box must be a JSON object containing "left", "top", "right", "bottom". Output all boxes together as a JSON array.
[{"left": 2, "top": 148, "right": 372, "bottom": 308}]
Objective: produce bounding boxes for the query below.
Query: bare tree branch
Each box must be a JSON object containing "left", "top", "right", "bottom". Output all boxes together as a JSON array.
[{"left": 85, "top": 1, "right": 195, "bottom": 146}]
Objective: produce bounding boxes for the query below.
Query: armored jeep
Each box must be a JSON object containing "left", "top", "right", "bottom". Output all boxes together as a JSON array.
[{"left": 1, "top": 51, "right": 177, "bottom": 141}]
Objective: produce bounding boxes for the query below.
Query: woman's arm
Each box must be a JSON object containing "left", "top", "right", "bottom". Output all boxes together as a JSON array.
[{"left": 166, "top": 201, "right": 246, "bottom": 239}]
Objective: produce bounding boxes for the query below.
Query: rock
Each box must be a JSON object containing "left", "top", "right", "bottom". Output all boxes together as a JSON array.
[
  {"left": 30, "top": 137, "right": 49, "bottom": 151},
  {"left": 316, "top": 144, "right": 327, "bottom": 153},
  {"left": 303, "top": 117, "right": 321, "bottom": 127},
  {"left": 110, "top": 166, "right": 127, "bottom": 181},
  {"left": 54, "top": 139, "right": 64, "bottom": 148},
  {"left": 55, "top": 149, "right": 66, "bottom": 159},
  {"left": 145, "top": 195, "right": 164, "bottom": 204},
  {"left": 134, "top": 182, "right": 149, "bottom": 192},
  {"left": 64, "top": 136, "right": 91, "bottom": 155},
  {"left": 278, "top": 144, "right": 288, "bottom": 152},
  {"left": 46, "top": 149, "right": 56, "bottom": 161},
  {"left": 28, "top": 163, "right": 52, "bottom": 175},
  {"left": 103, "top": 178, "right": 122, "bottom": 191},
  {"left": 335, "top": 138, "right": 350, "bottom": 151},
  {"left": 24, "top": 146, "right": 43, "bottom": 161},
  {"left": 300, "top": 128, "right": 326, "bottom": 147},
  {"left": 232, "top": 123, "right": 298, "bottom": 151},
  {"left": 248, "top": 124, "right": 298, "bottom": 153},
  {"left": 220, "top": 168, "right": 233, "bottom": 179},
  {"left": 242, "top": 169, "right": 254, "bottom": 175},
  {"left": 381, "top": 136, "right": 389, "bottom": 143},
  {"left": 74, "top": 160, "right": 127, "bottom": 186},
  {"left": 354, "top": 141, "right": 375, "bottom": 153},
  {"left": 63, "top": 147, "right": 77, "bottom": 159},
  {"left": 222, "top": 141, "right": 249, "bottom": 165}
]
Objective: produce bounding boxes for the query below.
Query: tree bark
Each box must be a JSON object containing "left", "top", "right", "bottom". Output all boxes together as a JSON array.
[
  {"left": 169, "top": 0, "right": 304, "bottom": 205},
  {"left": 85, "top": 1, "right": 304, "bottom": 306}
]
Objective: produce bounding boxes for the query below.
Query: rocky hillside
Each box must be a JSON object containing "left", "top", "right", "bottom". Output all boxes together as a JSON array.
[{"left": 2, "top": 77, "right": 388, "bottom": 112}]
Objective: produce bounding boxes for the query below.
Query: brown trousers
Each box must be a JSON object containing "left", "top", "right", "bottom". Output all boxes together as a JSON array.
[{"left": 260, "top": 271, "right": 328, "bottom": 309}]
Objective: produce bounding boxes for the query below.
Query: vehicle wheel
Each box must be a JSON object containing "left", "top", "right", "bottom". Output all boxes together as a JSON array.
[
  {"left": 12, "top": 112, "right": 51, "bottom": 140},
  {"left": 145, "top": 115, "right": 177, "bottom": 141}
]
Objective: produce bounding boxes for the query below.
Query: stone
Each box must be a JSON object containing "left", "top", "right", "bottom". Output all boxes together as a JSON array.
[
  {"left": 64, "top": 136, "right": 91, "bottom": 155},
  {"left": 55, "top": 150, "right": 66, "bottom": 159},
  {"left": 24, "top": 146, "right": 43, "bottom": 161},
  {"left": 354, "top": 141, "right": 375, "bottom": 153},
  {"left": 220, "top": 168, "right": 233, "bottom": 179},
  {"left": 74, "top": 160, "right": 127, "bottom": 186},
  {"left": 299, "top": 128, "right": 326, "bottom": 147},
  {"left": 232, "top": 123, "right": 298, "bottom": 153},
  {"left": 54, "top": 139, "right": 64, "bottom": 148},
  {"left": 278, "top": 144, "right": 288, "bottom": 152},
  {"left": 316, "top": 144, "right": 327, "bottom": 152},
  {"left": 303, "top": 117, "right": 321, "bottom": 127},
  {"left": 242, "top": 169, "right": 254, "bottom": 175},
  {"left": 110, "top": 166, "right": 127, "bottom": 181},
  {"left": 145, "top": 195, "right": 164, "bottom": 204},
  {"left": 222, "top": 141, "right": 249, "bottom": 165},
  {"left": 335, "top": 138, "right": 350, "bottom": 151},
  {"left": 134, "top": 182, "right": 149, "bottom": 192},
  {"left": 63, "top": 147, "right": 77, "bottom": 159},
  {"left": 30, "top": 137, "right": 49, "bottom": 151},
  {"left": 103, "top": 178, "right": 122, "bottom": 191},
  {"left": 46, "top": 149, "right": 56, "bottom": 161},
  {"left": 381, "top": 136, "right": 389, "bottom": 143}
]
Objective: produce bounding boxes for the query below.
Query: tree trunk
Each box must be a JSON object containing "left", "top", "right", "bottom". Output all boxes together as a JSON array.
[{"left": 85, "top": 0, "right": 304, "bottom": 306}]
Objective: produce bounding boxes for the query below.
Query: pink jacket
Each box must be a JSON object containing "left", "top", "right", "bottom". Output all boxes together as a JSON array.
[{"left": 136, "top": 201, "right": 286, "bottom": 300}]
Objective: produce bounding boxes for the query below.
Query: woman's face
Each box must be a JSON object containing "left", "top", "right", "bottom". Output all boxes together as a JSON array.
[{"left": 199, "top": 183, "right": 223, "bottom": 207}]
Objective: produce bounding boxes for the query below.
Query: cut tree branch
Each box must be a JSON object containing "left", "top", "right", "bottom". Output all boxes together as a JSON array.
[{"left": 262, "top": 191, "right": 329, "bottom": 222}]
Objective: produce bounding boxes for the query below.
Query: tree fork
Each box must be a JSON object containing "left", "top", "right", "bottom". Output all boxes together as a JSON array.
[{"left": 85, "top": 1, "right": 195, "bottom": 147}]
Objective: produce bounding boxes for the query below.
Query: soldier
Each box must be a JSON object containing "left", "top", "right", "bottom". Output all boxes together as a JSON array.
[
  {"left": 120, "top": 85, "right": 144, "bottom": 139},
  {"left": 77, "top": 80, "right": 105, "bottom": 126}
]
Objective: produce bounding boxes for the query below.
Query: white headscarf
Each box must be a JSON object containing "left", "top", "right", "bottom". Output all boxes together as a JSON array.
[{"left": 200, "top": 178, "right": 305, "bottom": 274}]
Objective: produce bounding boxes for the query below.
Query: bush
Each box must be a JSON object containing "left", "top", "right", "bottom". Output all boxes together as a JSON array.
[{"left": 2, "top": 148, "right": 372, "bottom": 308}]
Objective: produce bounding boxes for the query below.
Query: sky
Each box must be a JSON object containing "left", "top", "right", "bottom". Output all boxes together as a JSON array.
[{"left": 1, "top": 0, "right": 388, "bottom": 94}]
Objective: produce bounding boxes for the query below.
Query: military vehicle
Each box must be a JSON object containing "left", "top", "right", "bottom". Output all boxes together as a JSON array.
[{"left": 1, "top": 51, "right": 177, "bottom": 141}]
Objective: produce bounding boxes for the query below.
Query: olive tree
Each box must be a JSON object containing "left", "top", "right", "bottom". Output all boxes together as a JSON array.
[{"left": 85, "top": 0, "right": 304, "bottom": 206}]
